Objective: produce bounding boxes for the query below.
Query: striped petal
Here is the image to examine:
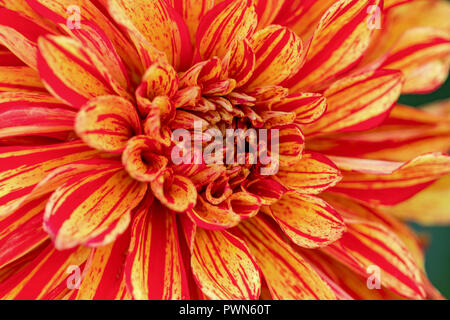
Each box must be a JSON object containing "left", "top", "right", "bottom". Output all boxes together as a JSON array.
[
  {"left": 108, "top": 0, "right": 192, "bottom": 70},
  {"left": 274, "top": 0, "right": 338, "bottom": 40},
  {"left": 321, "top": 220, "right": 426, "bottom": 299},
  {"left": 0, "top": 141, "right": 100, "bottom": 217},
  {"left": 277, "top": 152, "right": 342, "bottom": 194},
  {"left": 307, "top": 104, "right": 450, "bottom": 161},
  {"left": 0, "top": 243, "right": 90, "bottom": 299},
  {"left": 187, "top": 195, "right": 240, "bottom": 230},
  {"left": 0, "top": 7, "right": 54, "bottom": 69},
  {"left": 44, "top": 162, "right": 147, "bottom": 249},
  {"left": 122, "top": 136, "right": 168, "bottom": 183},
  {"left": 234, "top": 216, "right": 336, "bottom": 300},
  {"left": 0, "top": 66, "right": 45, "bottom": 92},
  {"left": 245, "top": 25, "right": 304, "bottom": 89},
  {"left": 242, "top": 177, "right": 287, "bottom": 206},
  {"left": 329, "top": 153, "right": 450, "bottom": 206},
  {"left": 321, "top": 192, "right": 426, "bottom": 268},
  {"left": 254, "top": 0, "right": 285, "bottom": 29},
  {"left": 196, "top": 0, "right": 257, "bottom": 60},
  {"left": 150, "top": 170, "right": 197, "bottom": 213},
  {"left": 227, "top": 39, "right": 255, "bottom": 87},
  {"left": 304, "top": 69, "right": 403, "bottom": 136},
  {"left": 271, "top": 93, "right": 327, "bottom": 125},
  {"left": 125, "top": 199, "right": 190, "bottom": 300},
  {"left": 169, "top": 0, "right": 215, "bottom": 44},
  {"left": 75, "top": 95, "right": 141, "bottom": 153},
  {"left": 68, "top": 21, "right": 132, "bottom": 98},
  {"left": 27, "top": 0, "right": 142, "bottom": 76},
  {"left": 0, "top": 102, "right": 75, "bottom": 141},
  {"left": 76, "top": 231, "right": 130, "bottom": 300},
  {"left": 381, "top": 175, "right": 450, "bottom": 226},
  {"left": 285, "top": 0, "right": 382, "bottom": 92},
  {"left": 275, "top": 124, "right": 305, "bottom": 166},
  {"left": 270, "top": 193, "right": 345, "bottom": 248},
  {"left": 191, "top": 228, "right": 260, "bottom": 300},
  {"left": 37, "top": 36, "right": 116, "bottom": 108},
  {"left": 380, "top": 27, "right": 450, "bottom": 94},
  {"left": 0, "top": 196, "right": 48, "bottom": 268},
  {"left": 137, "top": 62, "right": 179, "bottom": 101}
]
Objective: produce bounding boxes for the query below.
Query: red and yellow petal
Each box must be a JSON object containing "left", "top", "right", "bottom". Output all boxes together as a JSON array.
[
  {"left": 0, "top": 6, "right": 54, "bottom": 69},
  {"left": 304, "top": 69, "right": 403, "bottom": 136},
  {"left": 381, "top": 175, "right": 450, "bottom": 225},
  {"left": 0, "top": 196, "right": 49, "bottom": 269},
  {"left": 108, "top": 0, "right": 192, "bottom": 70},
  {"left": 75, "top": 95, "right": 141, "bottom": 153},
  {"left": 380, "top": 27, "right": 450, "bottom": 94},
  {"left": 277, "top": 152, "right": 342, "bottom": 194},
  {"left": 37, "top": 36, "right": 116, "bottom": 108},
  {"left": 125, "top": 199, "right": 190, "bottom": 300},
  {"left": 329, "top": 153, "right": 450, "bottom": 206},
  {"left": 150, "top": 170, "right": 197, "bottom": 213},
  {"left": 0, "top": 141, "right": 100, "bottom": 217},
  {"left": 44, "top": 161, "right": 147, "bottom": 250},
  {"left": 322, "top": 220, "right": 426, "bottom": 299},
  {"left": 191, "top": 228, "right": 261, "bottom": 300},
  {"left": 0, "top": 243, "right": 91, "bottom": 299},
  {"left": 245, "top": 25, "right": 304, "bottom": 89},
  {"left": 269, "top": 193, "right": 345, "bottom": 248},
  {"left": 234, "top": 216, "right": 336, "bottom": 300},
  {"left": 75, "top": 231, "right": 131, "bottom": 300},
  {"left": 196, "top": 0, "right": 257, "bottom": 60},
  {"left": 285, "top": 0, "right": 382, "bottom": 92},
  {"left": 271, "top": 93, "right": 327, "bottom": 125},
  {"left": 0, "top": 66, "right": 45, "bottom": 92}
]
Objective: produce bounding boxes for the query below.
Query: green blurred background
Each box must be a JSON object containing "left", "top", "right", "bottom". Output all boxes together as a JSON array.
[{"left": 398, "top": 78, "right": 450, "bottom": 298}]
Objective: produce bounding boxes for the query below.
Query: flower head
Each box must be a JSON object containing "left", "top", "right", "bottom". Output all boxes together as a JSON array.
[{"left": 0, "top": 0, "right": 449, "bottom": 300}]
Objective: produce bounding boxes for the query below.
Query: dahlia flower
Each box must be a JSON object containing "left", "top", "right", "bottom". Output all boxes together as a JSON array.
[{"left": 0, "top": 0, "right": 449, "bottom": 300}]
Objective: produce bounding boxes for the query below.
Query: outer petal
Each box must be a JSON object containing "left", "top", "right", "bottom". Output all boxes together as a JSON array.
[
  {"left": 191, "top": 228, "right": 261, "bottom": 300},
  {"left": 227, "top": 39, "right": 255, "bottom": 87},
  {"left": 381, "top": 175, "right": 450, "bottom": 225},
  {"left": 37, "top": 36, "right": 116, "bottom": 108},
  {"left": 27, "top": 0, "right": 142, "bottom": 76},
  {"left": 0, "top": 243, "right": 90, "bottom": 299},
  {"left": 254, "top": 0, "right": 285, "bottom": 29},
  {"left": 169, "top": 0, "right": 215, "bottom": 44},
  {"left": 379, "top": 27, "right": 450, "bottom": 94},
  {"left": 285, "top": 0, "right": 382, "bottom": 92},
  {"left": 275, "top": 0, "right": 337, "bottom": 39},
  {"left": 0, "top": 196, "right": 48, "bottom": 268},
  {"left": 307, "top": 104, "right": 450, "bottom": 161},
  {"left": 0, "top": 66, "right": 45, "bottom": 92},
  {"left": 270, "top": 193, "right": 345, "bottom": 248},
  {"left": 277, "top": 152, "right": 342, "bottom": 194},
  {"left": 76, "top": 231, "right": 130, "bottom": 300},
  {"left": 196, "top": 0, "right": 257, "bottom": 60},
  {"left": 271, "top": 93, "right": 327, "bottom": 125},
  {"left": 329, "top": 153, "right": 450, "bottom": 206},
  {"left": 108, "top": 0, "right": 192, "bottom": 70},
  {"left": 0, "top": 7, "right": 54, "bottom": 69},
  {"left": 245, "top": 25, "right": 304, "bottom": 89},
  {"left": 0, "top": 141, "right": 100, "bottom": 217},
  {"left": 0, "top": 103, "right": 75, "bottom": 141},
  {"left": 125, "top": 199, "right": 190, "bottom": 300},
  {"left": 75, "top": 95, "right": 141, "bottom": 153},
  {"left": 303, "top": 69, "right": 403, "bottom": 136},
  {"left": 234, "top": 216, "right": 336, "bottom": 300},
  {"left": 321, "top": 220, "right": 426, "bottom": 299},
  {"left": 44, "top": 162, "right": 147, "bottom": 250}
]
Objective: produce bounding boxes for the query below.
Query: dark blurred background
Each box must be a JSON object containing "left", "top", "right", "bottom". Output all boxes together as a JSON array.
[{"left": 398, "top": 78, "right": 450, "bottom": 298}]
